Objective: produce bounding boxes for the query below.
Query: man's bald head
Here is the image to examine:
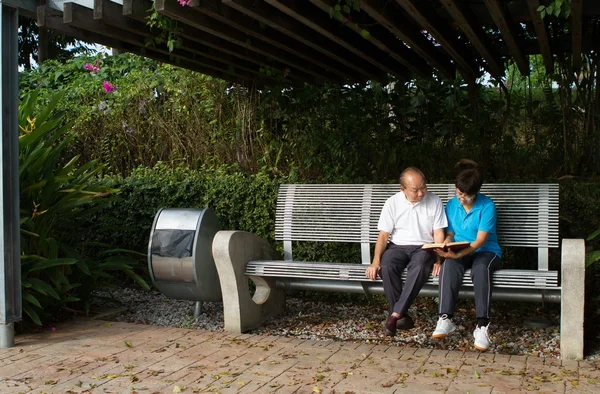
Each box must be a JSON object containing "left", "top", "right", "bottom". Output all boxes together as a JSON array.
[
  {"left": 400, "top": 167, "right": 426, "bottom": 188},
  {"left": 399, "top": 167, "right": 427, "bottom": 204}
]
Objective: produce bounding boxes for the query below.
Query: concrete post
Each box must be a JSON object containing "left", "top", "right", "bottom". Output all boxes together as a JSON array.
[{"left": 560, "top": 238, "right": 585, "bottom": 360}]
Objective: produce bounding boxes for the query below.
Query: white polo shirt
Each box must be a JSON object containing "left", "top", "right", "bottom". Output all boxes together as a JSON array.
[{"left": 377, "top": 191, "right": 448, "bottom": 245}]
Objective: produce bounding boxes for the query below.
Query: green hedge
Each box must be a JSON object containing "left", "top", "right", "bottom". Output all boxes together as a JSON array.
[
  {"left": 82, "top": 164, "right": 279, "bottom": 253},
  {"left": 560, "top": 180, "right": 600, "bottom": 244}
]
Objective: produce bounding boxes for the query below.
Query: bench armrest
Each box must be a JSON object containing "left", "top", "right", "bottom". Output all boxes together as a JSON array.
[{"left": 212, "top": 230, "right": 285, "bottom": 333}]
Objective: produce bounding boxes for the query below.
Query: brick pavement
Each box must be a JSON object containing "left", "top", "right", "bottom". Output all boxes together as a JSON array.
[{"left": 0, "top": 318, "right": 598, "bottom": 393}]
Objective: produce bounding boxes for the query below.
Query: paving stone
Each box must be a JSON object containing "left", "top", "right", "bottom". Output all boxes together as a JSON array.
[
  {"left": 448, "top": 382, "right": 492, "bottom": 393},
  {"left": 332, "top": 371, "right": 399, "bottom": 393}
]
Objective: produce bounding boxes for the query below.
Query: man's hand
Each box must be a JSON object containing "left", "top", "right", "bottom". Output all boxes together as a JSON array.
[
  {"left": 432, "top": 262, "right": 442, "bottom": 277},
  {"left": 365, "top": 264, "right": 380, "bottom": 280}
]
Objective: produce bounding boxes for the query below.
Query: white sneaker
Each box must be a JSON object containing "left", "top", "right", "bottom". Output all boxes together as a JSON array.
[
  {"left": 432, "top": 314, "right": 456, "bottom": 338},
  {"left": 473, "top": 324, "right": 491, "bottom": 351}
]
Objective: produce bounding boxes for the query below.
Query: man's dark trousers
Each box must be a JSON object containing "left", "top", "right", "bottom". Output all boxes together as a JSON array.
[{"left": 379, "top": 244, "right": 435, "bottom": 316}]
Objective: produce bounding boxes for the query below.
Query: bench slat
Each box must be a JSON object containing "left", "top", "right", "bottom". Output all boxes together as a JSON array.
[
  {"left": 276, "top": 184, "right": 559, "bottom": 249},
  {"left": 246, "top": 261, "right": 559, "bottom": 290}
]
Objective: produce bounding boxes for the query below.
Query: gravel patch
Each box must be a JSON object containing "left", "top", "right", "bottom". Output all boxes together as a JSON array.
[{"left": 94, "top": 287, "right": 594, "bottom": 360}]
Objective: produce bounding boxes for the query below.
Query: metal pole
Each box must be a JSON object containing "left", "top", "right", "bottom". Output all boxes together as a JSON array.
[
  {"left": 0, "top": 0, "right": 22, "bottom": 348},
  {"left": 194, "top": 301, "right": 202, "bottom": 319}
]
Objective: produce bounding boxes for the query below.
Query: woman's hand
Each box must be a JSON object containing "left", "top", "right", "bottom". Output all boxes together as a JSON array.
[
  {"left": 432, "top": 262, "right": 442, "bottom": 277},
  {"left": 433, "top": 248, "right": 462, "bottom": 260}
]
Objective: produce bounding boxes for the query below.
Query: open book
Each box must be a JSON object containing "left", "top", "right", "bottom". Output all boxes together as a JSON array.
[{"left": 421, "top": 241, "right": 470, "bottom": 252}]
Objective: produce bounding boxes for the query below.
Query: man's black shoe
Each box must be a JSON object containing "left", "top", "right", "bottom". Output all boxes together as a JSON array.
[
  {"left": 396, "top": 315, "right": 415, "bottom": 330},
  {"left": 384, "top": 315, "right": 399, "bottom": 336}
]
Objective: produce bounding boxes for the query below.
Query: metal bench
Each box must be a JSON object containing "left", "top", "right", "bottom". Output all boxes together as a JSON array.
[{"left": 212, "top": 184, "right": 586, "bottom": 360}]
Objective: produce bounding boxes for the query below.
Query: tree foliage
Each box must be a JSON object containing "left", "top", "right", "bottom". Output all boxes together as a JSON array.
[
  {"left": 21, "top": 52, "right": 600, "bottom": 182},
  {"left": 18, "top": 16, "right": 92, "bottom": 70}
]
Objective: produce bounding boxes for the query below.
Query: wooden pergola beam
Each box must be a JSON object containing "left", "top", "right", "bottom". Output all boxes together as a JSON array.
[
  {"left": 525, "top": 0, "right": 554, "bottom": 74},
  {"left": 483, "top": 0, "right": 529, "bottom": 76},
  {"left": 153, "top": 0, "right": 338, "bottom": 84},
  {"left": 571, "top": 0, "right": 583, "bottom": 73},
  {"left": 92, "top": 0, "right": 306, "bottom": 85},
  {"left": 265, "top": 0, "right": 408, "bottom": 80},
  {"left": 308, "top": 0, "right": 432, "bottom": 78},
  {"left": 440, "top": 0, "right": 504, "bottom": 79},
  {"left": 37, "top": 6, "right": 259, "bottom": 87},
  {"left": 222, "top": 0, "right": 384, "bottom": 82},
  {"left": 359, "top": 0, "right": 455, "bottom": 80},
  {"left": 395, "top": 0, "right": 477, "bottom": 82}
]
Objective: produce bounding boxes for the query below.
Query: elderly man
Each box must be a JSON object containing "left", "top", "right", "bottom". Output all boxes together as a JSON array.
[{"left": 365, "top": 167, "right": 447, "bottom": 336}]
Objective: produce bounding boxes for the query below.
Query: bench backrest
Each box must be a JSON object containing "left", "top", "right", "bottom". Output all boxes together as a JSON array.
[{"left": 275, "top": 184, "right": 559, "bottom": 270}]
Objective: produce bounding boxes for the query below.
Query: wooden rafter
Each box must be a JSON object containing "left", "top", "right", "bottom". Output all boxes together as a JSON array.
[
  {"left": 265, "top": 0, "right": 408, "bottom": 80},
  {"left": 525, "top": 0, "right": 553, "bottom": 75},
  {"left": 92, "top": 0, "right": 302, "bottom": 85},
  {"left": 37, "top": 6, "right": 256, "bottom": 86},
  {"left": 395, "top": 0, "right": 477, "bottom": 81},
  {"left": 572, "top": 0, "right": 583, "bottom": 73},
  {"left": 308, "top": 0, "right": 432, "bottom": 78},
  {"left": 121, "top": 0, "right": 149, "bottom": 22},
  {"left": 153, "top": 0, "right": 339, "bottom": 84},
  {"left": 222, "top": 0, "right": 369, "bottom": 81},
  {"left": 359, "top": 0, "right": 455, "bottom": 79},
  {"left": 440, "top": 0, "right": 504, "bottom": 79},
  {"left": 483, "top": 0, "right": 529, "bottom": 76}
]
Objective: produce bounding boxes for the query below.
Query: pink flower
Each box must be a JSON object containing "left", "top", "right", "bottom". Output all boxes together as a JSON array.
[
  {"left": 103, "top": 81, "right": 116, "bottom": 93},
  {"left": 84, "top": 63, "right": 100, "bottom": 73},
  {"left": 178, "top": 0, "right": 192, "bottom": 5}
]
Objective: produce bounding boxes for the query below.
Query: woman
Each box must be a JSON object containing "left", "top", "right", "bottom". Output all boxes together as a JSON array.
[{"left": 431, "top": 159, "right": 502, "bottom": 351}]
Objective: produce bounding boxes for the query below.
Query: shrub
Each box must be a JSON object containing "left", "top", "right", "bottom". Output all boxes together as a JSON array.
[{"left": 19, "top": 92, "right": 149, "bottom": 325}]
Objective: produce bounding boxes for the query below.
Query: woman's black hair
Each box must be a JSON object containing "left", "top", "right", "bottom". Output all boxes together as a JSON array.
[{"left": 455, "top": 159, "right": 483, "bottom": 195}]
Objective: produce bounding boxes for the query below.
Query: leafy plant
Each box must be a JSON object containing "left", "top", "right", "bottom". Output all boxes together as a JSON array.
[
  {"left": 329, "top": 0, "right": 370, "bottom": 39},
  {"left": 587, "top": 228, "right": 600, "bottom": 267},
  {"left": 146, "top": 1, "right": 183, "bottom": 52},
  {"left": 19, "top": 91, "right": 149, "bottom": 325},
  {"left": 537, "top": 0, "right": 571, "bottom": 19}
]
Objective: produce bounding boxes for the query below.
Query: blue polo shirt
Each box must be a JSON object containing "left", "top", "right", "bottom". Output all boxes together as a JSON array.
[{"left": 446, "top": 193, "right": 502, "bottom": 258}]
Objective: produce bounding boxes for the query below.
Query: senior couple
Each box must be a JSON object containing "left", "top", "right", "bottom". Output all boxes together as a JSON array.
[{"left": 365, "top": 159, "right": 502, "bottom": 351}]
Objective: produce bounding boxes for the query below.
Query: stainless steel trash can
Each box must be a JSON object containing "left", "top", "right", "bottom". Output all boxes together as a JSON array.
[{"left": 148, "top": 208, "right": 222, "bottom": 302}]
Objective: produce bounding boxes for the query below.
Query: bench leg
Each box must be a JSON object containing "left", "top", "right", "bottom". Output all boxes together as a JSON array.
[
  {"left": 212, "top": 230, "right": 285, "bottom": 333},
  {"left": 561, "top": 238, "right": 585, "bottom": 360}
]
